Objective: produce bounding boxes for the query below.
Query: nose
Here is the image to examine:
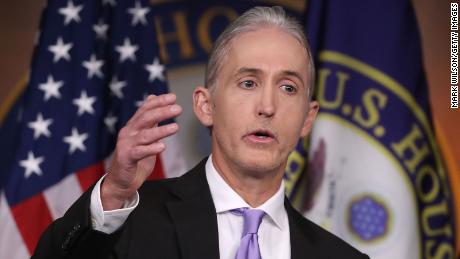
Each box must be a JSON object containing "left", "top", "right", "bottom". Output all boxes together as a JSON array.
[{"left": 256, "top": 84, "right": 276, "bottom": 118}]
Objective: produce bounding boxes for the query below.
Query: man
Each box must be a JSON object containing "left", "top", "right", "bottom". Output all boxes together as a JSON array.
[{"left": 33, "top": 6, "right": 368, "bottom": 259}]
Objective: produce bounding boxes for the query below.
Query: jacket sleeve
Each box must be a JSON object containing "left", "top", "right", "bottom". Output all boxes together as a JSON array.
[{"left": 31, "top": 187, "right": 124, "bottom": 259}]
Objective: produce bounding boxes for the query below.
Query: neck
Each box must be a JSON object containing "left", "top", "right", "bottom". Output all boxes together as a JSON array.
[{"left": 211, "top": 154, "right": 285, "bottom": 208}]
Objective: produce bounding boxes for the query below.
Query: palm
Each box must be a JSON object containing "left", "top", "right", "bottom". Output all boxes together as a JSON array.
[{"left": 101, "top": 94, "right": 181, "bottom": 210}]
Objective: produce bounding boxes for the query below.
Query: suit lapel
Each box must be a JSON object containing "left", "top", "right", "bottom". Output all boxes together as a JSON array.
[
  {"left": 286, "top": 199, "right": 320, "bottom": 259},
  {"left": 166, "top": 159, "right": 220, "bottom": 259},
  {"left": 165, "top": 160, "right": 322, "bottom": 259}
]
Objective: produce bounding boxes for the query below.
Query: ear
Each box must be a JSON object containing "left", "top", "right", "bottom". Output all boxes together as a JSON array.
[
  {"left": 300, "top": 100, "right": 319, "bottom": 137},
  {"left": 193, "top": 86, "right": 214, "bottom": 127}
]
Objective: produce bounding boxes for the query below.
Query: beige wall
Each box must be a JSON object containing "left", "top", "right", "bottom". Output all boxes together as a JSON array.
[{"left": 0, "top": 0, "right": 45, "bottom": 97}]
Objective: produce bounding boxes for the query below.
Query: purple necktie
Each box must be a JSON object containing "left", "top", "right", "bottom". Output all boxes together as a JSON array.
[{"left": 232, "top": 208, "right": 266, "bottom": 259}]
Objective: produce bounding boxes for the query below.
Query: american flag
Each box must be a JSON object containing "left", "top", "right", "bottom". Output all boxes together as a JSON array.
[{"left": 0, "top": 0, "right": 186, "bottom": 257}]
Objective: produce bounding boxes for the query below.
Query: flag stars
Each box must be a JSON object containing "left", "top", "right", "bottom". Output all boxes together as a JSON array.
[
  {"left": 82, "top": 54, "right": 104, "bottom": 79},
  {"left": 109, "top": 77, "right": 127, "bottom": 99},
  {"left": 48, "top": 37, "right": 73, "bottom": 62},
  {"left": 93, "top": 20, "right": 109, "bottom": 40},
  {"left": 28, "top": 113, "right": 53, "bottom": 139},
  {"left": 63, "top": 127, "right": 89, "bottom": 154},
  {"left": 104, "top": 114, "right": 118, "bottom": 133},
  {"left": 39, "top": 75, "right": 64, "bottom": 101},
  {"left": 115, "top": 38, "right": 138, "bottom": 62},
  {"left": 127, "top": 1, "right": 150, "bottom": 26},
  {"left": 58, "top": 0, "right": 83, "bottom": 25},
  {"left": 145, "top": 58, "right": 165, "bottom": 82},
  {"left": 19, "top": 151, "right": 45, "bottom": 178},
  {"left": 73, "top": 90, "right": 97, "bottom": 115}
]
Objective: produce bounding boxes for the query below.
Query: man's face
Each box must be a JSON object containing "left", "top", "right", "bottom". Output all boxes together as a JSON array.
[{"left": 202, "top": 27, "right": 318, "bottom": 175}]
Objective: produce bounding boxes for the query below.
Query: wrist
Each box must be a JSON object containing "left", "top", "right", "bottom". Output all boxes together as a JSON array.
[{"left": 100, "top": 177, "right": 135, "bottom": 210}]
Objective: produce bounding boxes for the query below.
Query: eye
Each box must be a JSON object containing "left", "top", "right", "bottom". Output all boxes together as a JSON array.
[
  {"left": 239, "top": 80, "right": 256, "bottom": 89},
  {"left": 281, "top": 84, "right": 297, "bottom": 94}
]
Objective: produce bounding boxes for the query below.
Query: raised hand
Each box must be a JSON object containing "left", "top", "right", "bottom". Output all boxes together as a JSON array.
[{"left": 101, "top": 93, "right": 182, "bottom": 210}]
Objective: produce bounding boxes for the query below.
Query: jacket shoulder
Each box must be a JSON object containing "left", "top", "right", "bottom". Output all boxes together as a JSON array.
[{"left": 137, "top": 158, "right": 209, "bottom": 205}]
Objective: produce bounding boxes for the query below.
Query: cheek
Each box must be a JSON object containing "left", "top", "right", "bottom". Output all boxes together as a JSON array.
[
  {"left": 215, "top": 93, "right": 249, "bottom": 121},
  {"left": 278, "top": 104, "right": 307, "bottom": 136},
  {"left": 212, "top": 98, "right": 245, "bottom": 135}
]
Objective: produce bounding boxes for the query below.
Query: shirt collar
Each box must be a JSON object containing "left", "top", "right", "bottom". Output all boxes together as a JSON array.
[{"left": 205, "top": 155, "right": 287, "bottom": 230}]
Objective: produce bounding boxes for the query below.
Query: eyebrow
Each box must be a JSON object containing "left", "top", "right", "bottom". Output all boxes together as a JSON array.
[{"left": 234, "top": 67, "right": 263, "bottom": 76}]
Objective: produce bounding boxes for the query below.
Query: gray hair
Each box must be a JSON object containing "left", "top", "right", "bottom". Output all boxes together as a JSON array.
[{"left": 205, "top": 6, "right": 315, "bottom": 99}]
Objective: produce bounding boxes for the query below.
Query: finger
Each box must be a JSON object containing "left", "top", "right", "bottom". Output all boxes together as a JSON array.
[
  {"left": 130, "top": 142, "right": 166, "bottom": 161},
  {"left": 130, "top": 104, "right": 182, "bottom": 131},
  {"left": 135, "top": 123, "right": 179, "bottom": 145},
  {"left": 128, "top": 94, "right": 177, "bottom": 124}
]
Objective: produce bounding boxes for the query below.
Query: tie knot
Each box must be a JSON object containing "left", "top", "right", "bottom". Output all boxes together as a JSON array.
[
  {"left": 232, "top": 208, "right": 265, "bottom": 259},
  {"left": 236, "top": 209, "right": 265, "bottom": 235}
]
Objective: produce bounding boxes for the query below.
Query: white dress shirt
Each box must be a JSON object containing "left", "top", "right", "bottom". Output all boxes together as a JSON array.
[
  {"left": 205, "top": 156, "right": 290, "bottom": 259},
  {"left": 90, "top": 174, "right": 139, "bottom": 233},
  {"left": 90, "top": 155, "right": 290, "bottom": 259}
]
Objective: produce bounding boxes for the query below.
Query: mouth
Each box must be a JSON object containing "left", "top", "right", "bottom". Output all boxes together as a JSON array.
[{"left": 244, "top": 129, "right": 276, "bottom": 144}]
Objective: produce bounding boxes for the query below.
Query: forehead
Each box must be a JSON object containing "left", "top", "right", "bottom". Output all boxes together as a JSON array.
[{"left": 222, "top": 27, "right": 310, "bottom": 80}]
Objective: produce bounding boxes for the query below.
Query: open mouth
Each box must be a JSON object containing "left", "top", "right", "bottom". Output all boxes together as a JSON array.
[
  {"left": 253, "top": 130, "right": 274, "bottom": 139},
  {"left": 245, "top": 129, "right": 276, "bottom": 143}
]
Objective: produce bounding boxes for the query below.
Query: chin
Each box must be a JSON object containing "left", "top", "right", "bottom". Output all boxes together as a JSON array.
[{"left": 236, "top": 152, "right": 283, "bottom": 175}]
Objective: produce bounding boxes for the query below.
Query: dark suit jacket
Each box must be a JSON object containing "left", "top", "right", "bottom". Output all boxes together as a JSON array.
[{"left": 32, "top": 159, "right": 369, "bottom": 259}]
